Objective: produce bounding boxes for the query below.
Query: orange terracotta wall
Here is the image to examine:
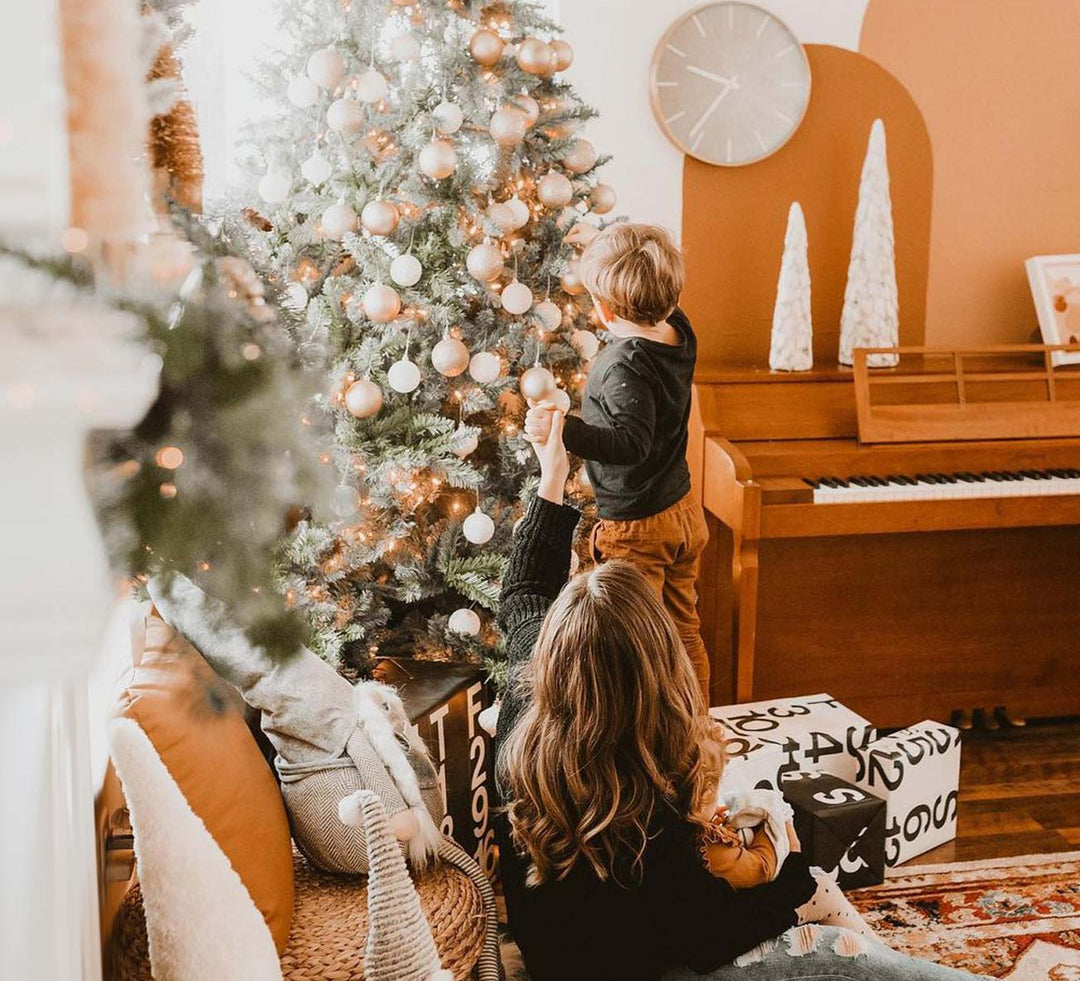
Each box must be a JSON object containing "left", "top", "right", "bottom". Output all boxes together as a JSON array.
[
  {"left": 861, "top": 0, "right": 1080, "bottom": 347},
  {"left": 681, "top": 45, "right": 932, "bottom": 368}
]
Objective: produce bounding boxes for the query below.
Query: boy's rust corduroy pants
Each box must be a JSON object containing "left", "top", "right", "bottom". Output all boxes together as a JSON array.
[{"left": 589, "top": 490, "right": 711, "bottom": 705}]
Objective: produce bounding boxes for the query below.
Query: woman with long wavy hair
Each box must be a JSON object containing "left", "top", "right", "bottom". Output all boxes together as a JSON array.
[{"left": 494, "top": 411, "right": 981, "bottom": 981}]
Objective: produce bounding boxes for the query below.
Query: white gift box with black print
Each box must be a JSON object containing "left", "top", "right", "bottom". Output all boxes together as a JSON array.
[
  {"left": 719, "top": 739, "right": 786, "bottom": 793},
  {"left": 853, "top": 720, "right": 961, "bottom": 867},
  {"left": 710, "top": 693, "right": 877, "bottom": 786}
]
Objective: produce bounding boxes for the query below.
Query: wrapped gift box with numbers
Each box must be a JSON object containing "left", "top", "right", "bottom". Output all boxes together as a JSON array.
[
  {"left": 782, "top": 770, "right": 886, "bottom": 889},
  {"left": 374, "top": 658, "right": 497, "bottom": 877},
  {"left": 720, "top": 739, "right": 786, "bottom": 794},
  {"left": 853, "top": 720, "right": 961, "bottom": 867},
  {"left": 710, "top": 693, "right": 877, "bottom": 786}
]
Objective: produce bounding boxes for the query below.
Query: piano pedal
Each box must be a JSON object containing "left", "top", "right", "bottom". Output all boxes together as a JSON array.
[
  {"left": 950, "top": 709, "right": 973, "bottom": 731},
  {"left": 993, "top": 705, "right": 1027, "bottom": 728},
  {"left": 972, "top": 707, "right": 1000, "bottom": 731}
]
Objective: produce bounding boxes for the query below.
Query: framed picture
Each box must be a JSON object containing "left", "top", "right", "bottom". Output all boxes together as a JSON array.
[{"left": 1025, "top": 254, "right": 1080, "bottom": 365}]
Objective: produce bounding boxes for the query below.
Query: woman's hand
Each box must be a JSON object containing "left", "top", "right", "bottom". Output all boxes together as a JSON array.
[{"left": 528, "top": 407, "right": 569, "bottom": 505}]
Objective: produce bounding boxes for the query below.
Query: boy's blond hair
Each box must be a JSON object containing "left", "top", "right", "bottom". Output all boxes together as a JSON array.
[{"left": 579, "top": 223, "right": 685, "bottom": 326}]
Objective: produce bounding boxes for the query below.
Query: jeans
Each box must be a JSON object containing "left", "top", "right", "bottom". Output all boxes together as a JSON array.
[{"left": 663, "top": 926, "right": 985, "bottom": 981}]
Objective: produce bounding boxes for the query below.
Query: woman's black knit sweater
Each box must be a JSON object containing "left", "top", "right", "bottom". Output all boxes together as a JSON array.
[{"left": 493, "top": 495, "right": 816, "bottom": 981}]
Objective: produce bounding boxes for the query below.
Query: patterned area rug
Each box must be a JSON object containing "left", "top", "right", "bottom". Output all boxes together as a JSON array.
[{"left": 851, "top": 852, "right": 1080, "bottom": 979}]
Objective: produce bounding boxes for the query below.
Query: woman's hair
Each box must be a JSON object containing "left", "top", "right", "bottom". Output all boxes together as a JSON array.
[
  {"left": 498, "top": 559, "right": 725, "bottom": 887},
  {"left": 579, "top": 223, "right": 685, "bottom": 326}
]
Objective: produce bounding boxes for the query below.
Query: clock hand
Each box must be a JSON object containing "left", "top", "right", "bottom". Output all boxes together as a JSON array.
[
  {"left": 686, "top": 65, "right": 740, "bottom": 88},
  {"left": 688, "top": 78, "right": 737, "bottom": 139}
]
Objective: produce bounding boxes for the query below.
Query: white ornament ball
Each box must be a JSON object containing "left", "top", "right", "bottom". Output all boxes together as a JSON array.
[
  {"left": 433, "top": 100, "right": 464, "bottom": 135},
  {"left": 388, "top": 357, "right": 421, "bottom": 393},
  {"left": 344, "top": 378, "right": 383, "bottom": 418},
  {"left": 571, "top": 329, "right": 600, "bottom": 360},
  {"left": 389, "top": 253, "right": 422, "bottom": 288},
  {"left": 258, "top": 171, "right": 291, "bottom": 205},
  {"left": 468, "top": 351, "right": 501, "bottom": 384},
  {"left": 287, "top": 76, "right": 319, "bottom": 108},
  {"left": 519, "top": 365, "right": 555, "bottom": 401},
  {"left": 512, "top": 93, "right": 540, "bottom": 128},
  {"left": 489, "top": 106, "right": 527, "bottom": 147},
  {"left": 431, "top": 335, "right": 470, "bottom": 377},
  {"left": 355, "top": 69, "right": 389, "bottom": 104},
  {"left": 563, "top": 138, "right": 598, "bottom": 175},
  {"left": 360, "top": 199, "right": 399, "bottom": 236},
  {"left": 283, "top": 282, "right": 309, "bottom": 311},
  {"left": 550, "top": 39, "right": 574, "bottom": 72},
  {"left": 301, "top": 151, "right": 332, "bottom": 185},
  {"left": 448, "top": 608, "right": 481, "bottom": 636},
  {"left": 332, "top": 484, "right": 361, "bottom": 516},
  {"left": 538, "top": 172, "right": 574, "bottom": 209},
  {"left": 452, "top": 423, "right": 479, "bottom": 458},
  {"left": 486, "top": 201, "right": 517, "bottom": 235},
  {"left": 306, "top": 48, "right": 345, "bottom": 89},
  {"left": 590, "top": 183, "right": 617, "bottom": 214},
  {"left": 419, "top": 139, "right": 457, "bottom": 179},
  {"left": 501, "top": 280, "right": 534, "bottom": 315},
  {"left": 466, "top": 242, "right": 505, "bottom": 282},
  {"left": 548, "top": 387, "right": 572, "bottom": 413},
  {"left": 321, "top": 201, "right": 358, "bottom": 239},
  {"left": 506, "top": 196, "right": 530, "bottom": 229},
  {"left": 478, "top": 702, "right": 500, "bottom": 736},
  {"left": 361, "top": 282, "right": 401, "bottom": 323},
  {"left": 516, "top": 38, "right": 553, "bottom": 76},
  {"left": 469, "top": 28, "right": 504, "bottom": 67},
  {"left": 389, "top": 32, "right": 420, "bottom": 62},
  {"left": 534, "top": 299, "right": 562, "bottom": 330},
  {"left": 326, "top": 97, "right": 363, "bottom": 134},
  {"left": 463, "top": 507, "right": 496, "bottom": 545}
]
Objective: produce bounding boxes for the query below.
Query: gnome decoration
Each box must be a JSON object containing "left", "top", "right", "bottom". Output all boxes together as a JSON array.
[
  {"left": 838, "top": 119, "right": 899, "bottom": 368},
  {"left": 769, "top": 202, "right": 813, "bottom": 372}
]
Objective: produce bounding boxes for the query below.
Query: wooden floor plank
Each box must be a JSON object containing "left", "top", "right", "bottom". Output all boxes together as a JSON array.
[{"left": 902, "top": 720, "right": 1080, "bottom": 868}]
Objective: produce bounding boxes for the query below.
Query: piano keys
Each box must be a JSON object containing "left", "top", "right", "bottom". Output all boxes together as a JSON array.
[{"left": 690, "top": 347, "right": 1080, "bottom": 727}]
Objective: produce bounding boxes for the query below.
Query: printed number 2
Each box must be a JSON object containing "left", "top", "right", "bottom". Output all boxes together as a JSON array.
[{"left": 813, "top": 788, "right": 867, "bottom": 806}]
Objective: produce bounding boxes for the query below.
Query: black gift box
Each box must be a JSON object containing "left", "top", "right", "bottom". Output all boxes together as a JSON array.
[
  {"left": 782, "top": 770, "right": 886, "bottom": 889},
  {"left": 374, "top": 658, "right": 497, "bottom": 876}
]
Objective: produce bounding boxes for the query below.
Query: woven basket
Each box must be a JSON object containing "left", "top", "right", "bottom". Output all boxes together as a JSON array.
[{"left": 105, "top": 849, "right": 487, "bottom": 981}]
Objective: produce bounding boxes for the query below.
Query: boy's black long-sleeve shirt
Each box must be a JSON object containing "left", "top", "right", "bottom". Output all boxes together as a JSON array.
[
  {"left": 494, "top": 495, "right": 816, "bottom": 981},
  {"left": 562, "top": 307, "right": 696, "bottom": 520}
]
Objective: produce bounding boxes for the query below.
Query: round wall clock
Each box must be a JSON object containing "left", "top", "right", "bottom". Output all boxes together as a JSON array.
[{"left": 650, "top": 2, "right": 812, "bottom": 167}]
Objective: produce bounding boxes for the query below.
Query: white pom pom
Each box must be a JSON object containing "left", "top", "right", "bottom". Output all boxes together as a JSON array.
[
  {"left": 389, "top": 808, "right": 420, "bottom": 841},
  {"left": 337, "top": 792, "right": 364, "bottom": 828},
  {"left": 430, "top": 970, "right": 454, "bottom": 981}
]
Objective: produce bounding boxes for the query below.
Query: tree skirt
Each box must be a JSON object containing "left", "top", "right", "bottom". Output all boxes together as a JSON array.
[{"left": 850, "top": 851, "right": 1080, "bottom": 979}]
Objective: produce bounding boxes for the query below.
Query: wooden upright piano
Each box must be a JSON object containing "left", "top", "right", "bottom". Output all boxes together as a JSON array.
[{"left": 690, "top": 346, "right": 1080, "bottom": 727}]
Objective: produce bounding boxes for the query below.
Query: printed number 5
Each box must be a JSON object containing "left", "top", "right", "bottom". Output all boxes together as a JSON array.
[{"left": 813, "top": 788, "right": 867, "bottom": 806}]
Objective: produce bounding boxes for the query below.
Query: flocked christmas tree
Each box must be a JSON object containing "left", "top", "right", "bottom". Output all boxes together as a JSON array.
[
  {"left": 838, "top": 118, "right": 899, "bottom": 368},
  {"left": 239, "top": 0, "right": 615, "bottom": 679},
  {"left": 768, "top": 201, "right": 812, "bottom": 372}
]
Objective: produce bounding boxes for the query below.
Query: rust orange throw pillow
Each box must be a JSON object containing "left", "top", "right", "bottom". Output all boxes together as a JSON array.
[{"left": 117, "top": 612, "right": 294, "bottom": 952}]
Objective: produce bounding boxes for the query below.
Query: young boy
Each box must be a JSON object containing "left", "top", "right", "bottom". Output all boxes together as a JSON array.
[{"left": 524, "top": 223, "right": 711, "bottom": 702}]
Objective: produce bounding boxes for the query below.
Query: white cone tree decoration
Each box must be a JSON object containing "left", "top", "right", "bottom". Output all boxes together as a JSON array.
[
  {"left": 769, "top": 202, "right": 813, "bottom": 372},
  {"left": 838, "top": 119, "right": 899, "bottom": 368}
]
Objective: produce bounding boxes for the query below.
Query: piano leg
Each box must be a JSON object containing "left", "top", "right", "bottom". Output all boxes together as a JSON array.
[{"left": 734, "top": 535, "right": 760, "bottom": 704}]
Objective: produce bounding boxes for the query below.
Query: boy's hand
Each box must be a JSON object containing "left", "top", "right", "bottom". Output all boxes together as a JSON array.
[{"left": 524, "top": 399, "right": 555, "bottom": 443}]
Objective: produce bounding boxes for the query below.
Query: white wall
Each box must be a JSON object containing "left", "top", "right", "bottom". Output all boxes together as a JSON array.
[{"left": 554, "top": 0, "right": 870, "bottom": 237}]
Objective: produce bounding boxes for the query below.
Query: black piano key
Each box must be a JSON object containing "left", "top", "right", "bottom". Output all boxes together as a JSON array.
[
  {"left": 805, "top": 478, "right": 821, "bottom": 489},
  {"left": 851, "top": 477, "right": 870, "bottom": 487},
  {"left": 957, "top": 472, "right": 979, "bottom": 483},
  {"left": 982, "top": 471, "right": 1005, "bottom": 481},
  {"left": 1020, "top": 469, "right": 1046, "bottom": 479},
  {"left": 936, "top": 473, "right": 959, "bottom": 483},
  {"left": 820, "top": 478, "right": 839, "bottom": 488}
]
